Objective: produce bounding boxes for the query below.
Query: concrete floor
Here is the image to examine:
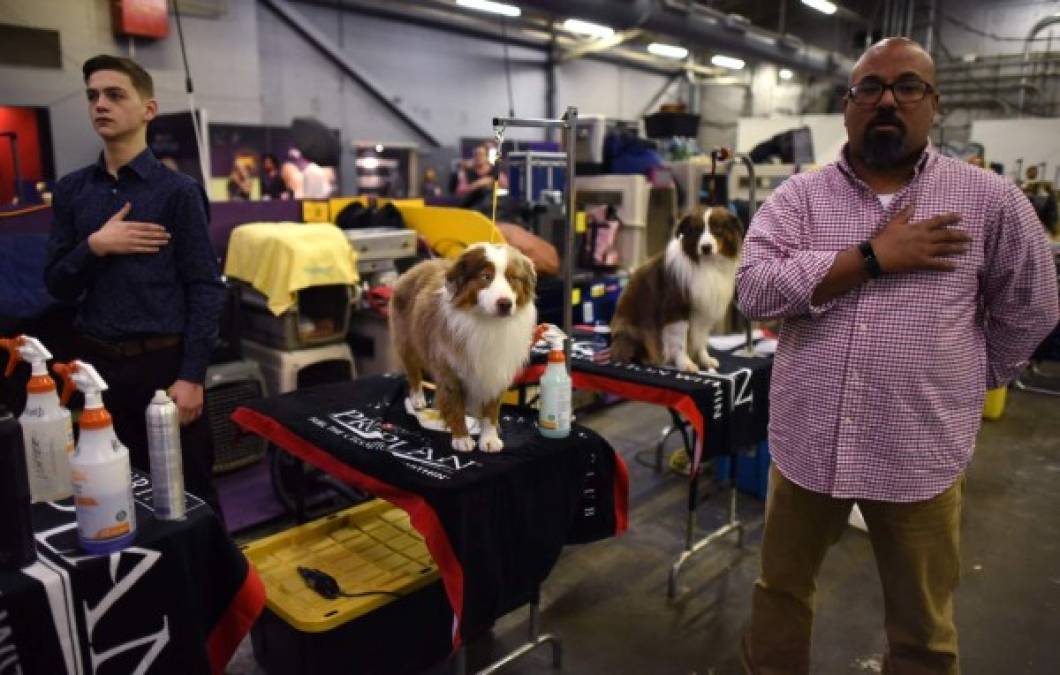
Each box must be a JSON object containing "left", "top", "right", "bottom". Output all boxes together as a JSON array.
[{"left": 228, "top": 381, "right": 1060, "bottom": 675}]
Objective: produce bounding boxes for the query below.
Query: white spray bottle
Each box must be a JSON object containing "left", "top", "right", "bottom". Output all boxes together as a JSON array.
[
  {"left": 0, "top": 336, "right": 75, "bottom": 502},
  {"left": 538, "top": 325, "right": 572, "bottom": 439},
  {"left": 53, "top": 360, "right": 137, "bottom": 555}
]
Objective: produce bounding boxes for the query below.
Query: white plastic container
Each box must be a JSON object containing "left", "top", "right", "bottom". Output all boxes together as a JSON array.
[
  {"left": 55, "top": 361, "right": 136, "bottom": 555},
  {"left": 0, "top": 336, "right": 74, "bottom": 502}
]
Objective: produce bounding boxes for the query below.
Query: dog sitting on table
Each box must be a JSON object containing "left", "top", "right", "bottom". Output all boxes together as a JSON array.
[
  {"left": 389, "top": 242, "right": 537, "bottom": 453},
  {"left": 610, "top": 208, "right": 743, "bottom": 372}
]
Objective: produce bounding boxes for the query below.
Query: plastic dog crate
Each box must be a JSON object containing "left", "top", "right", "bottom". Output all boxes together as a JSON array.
[
  {"left": 205, "top": 360, "right": 269, "bottom": 474},
  {"left": 244, "top": 500, "right": 452, "bottom": 675},
  {"left": 240, "top": 283, "right": 354, "bottom": 351},
  {"left": 241, "top": 339, "right": 356, "bottom": 396},
  {"left": 346, "top": 311, "right": 401, "bottom": 378}
]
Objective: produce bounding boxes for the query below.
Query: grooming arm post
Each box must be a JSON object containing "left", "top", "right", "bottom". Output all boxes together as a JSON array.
[{"left": 493, "top": 108, "right": 579, "bottom": 359}]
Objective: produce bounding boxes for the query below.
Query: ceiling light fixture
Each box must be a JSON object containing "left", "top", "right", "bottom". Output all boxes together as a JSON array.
[
  {"left": 647, "top": 42, "right": 689, "bottom": 59},
  {"left": 801, "top": 0, "right": 838, "bottom": 15},
  {"left": 455, "top": 0, "right": 521, "bottom": 18},
  {"left": 711, "top": 54, "right": 746, "bottom": 70},
  {"left": 563, "top": 18, "right": 615, "bottom": 39},
  {"left": 779, "top": 68, "right": 794, "bottom": 80}
]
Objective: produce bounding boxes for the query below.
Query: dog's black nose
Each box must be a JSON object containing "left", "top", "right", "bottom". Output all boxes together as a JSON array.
[
  {"left": 496, "top": 298, "right": 513, "bottom": 314},
  {"left": 701, "top": 243, "right": 714, "bottom": 255}
]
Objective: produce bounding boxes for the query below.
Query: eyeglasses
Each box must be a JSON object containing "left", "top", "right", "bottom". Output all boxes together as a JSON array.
[{"left": 847, "top": 78, "right": 934, "bottom": 107}]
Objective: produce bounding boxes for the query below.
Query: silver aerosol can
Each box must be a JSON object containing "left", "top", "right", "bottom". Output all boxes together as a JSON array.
[{"left": 146, "top": 390, "right": 185, "bottom": 520}]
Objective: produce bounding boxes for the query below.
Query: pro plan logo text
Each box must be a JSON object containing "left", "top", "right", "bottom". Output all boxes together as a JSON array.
[{"left": 310, "top": 409, "right": 481, "bottom": 480}]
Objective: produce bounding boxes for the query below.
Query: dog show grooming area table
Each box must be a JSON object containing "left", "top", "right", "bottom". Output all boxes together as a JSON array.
[
  {"left": 518, "top": 340, "right": 772, "bottom": 597},
  {"left": 0, "top": 471, "right": 265, "bottom": 675},
  {"left": 231, "top": 374, "right": 629, "bottom": 673}
]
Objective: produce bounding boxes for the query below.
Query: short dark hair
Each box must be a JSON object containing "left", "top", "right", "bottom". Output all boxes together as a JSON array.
[{"left": 82, "top": 54, "right": 154, "bottom": 99}]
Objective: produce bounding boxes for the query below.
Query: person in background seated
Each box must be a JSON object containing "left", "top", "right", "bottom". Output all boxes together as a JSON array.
[
  {"left": 226, "top": 156, "right": 252, "bottom": 201},
  {"left": 455, "top": 143, "right": 507, "bottom": 213},
  {"left": 43, "top": 54, "right": 226, "bottom": 520},
  {"left": 282, "top": 148, "right": 333, "bottom": 199},
  {"left": 421, "top": 166, "right": 443, "bottom": 198},
  {"left": 261, "top": 152, "right": 288, "bottom": 200},
  {"left": 281, "top": 148, "right": 307, "bottom": 198}
]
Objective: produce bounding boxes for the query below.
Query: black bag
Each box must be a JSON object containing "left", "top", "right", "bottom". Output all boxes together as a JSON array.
[{"left": 335, "top": 200, "right": 407, "bottom": 231}]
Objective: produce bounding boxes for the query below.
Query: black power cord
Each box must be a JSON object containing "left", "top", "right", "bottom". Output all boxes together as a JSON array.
[{"left": 297, "top": 566, "right": 405, "bottom": 600}]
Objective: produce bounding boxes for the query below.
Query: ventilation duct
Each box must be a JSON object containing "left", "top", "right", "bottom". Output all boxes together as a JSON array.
[{"left": 515, "top": 0, "right": 853, "bottom": 79}]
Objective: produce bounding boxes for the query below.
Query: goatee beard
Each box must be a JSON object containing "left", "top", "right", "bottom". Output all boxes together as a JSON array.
[{"left": 860, "top": 128, "right": 910, "bottom": 170}]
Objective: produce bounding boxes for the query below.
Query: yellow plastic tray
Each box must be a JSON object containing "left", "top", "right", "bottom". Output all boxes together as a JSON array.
[{"left": 242, "top": 500, "right": 439, "bottom": 633}]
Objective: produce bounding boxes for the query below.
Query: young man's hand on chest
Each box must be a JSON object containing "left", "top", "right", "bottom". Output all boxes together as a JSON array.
[{"left": 87, "top": 202, "right": 171, "bottom": 256}]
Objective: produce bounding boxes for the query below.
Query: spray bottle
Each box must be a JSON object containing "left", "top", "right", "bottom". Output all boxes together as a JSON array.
[
  {"left": 538, "top": 326, "right": 572, "bottom": 439},
  {"left": 53, "top": 361, "right": 137, "bottom": 555},
  {"left": 146, "top": 390, "right": 185, "bottom": 520},
  {"left": 0, "top": 336, "right": 75, "bottom": 502}
]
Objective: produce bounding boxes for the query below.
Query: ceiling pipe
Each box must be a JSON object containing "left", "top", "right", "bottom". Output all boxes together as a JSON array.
[
  {"left": 1018, "top": 14, "right": 1060, "bottom": 114},
  {"left": 514, "top": 0, "right": 853, "bottom": 80}
]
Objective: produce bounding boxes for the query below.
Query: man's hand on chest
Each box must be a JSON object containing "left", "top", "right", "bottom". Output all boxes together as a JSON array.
[{"left": 87, "top": 201, "right": 172, "bottom": 256}]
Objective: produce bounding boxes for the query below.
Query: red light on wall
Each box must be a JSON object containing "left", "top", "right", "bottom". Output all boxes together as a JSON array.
[{"left": 112, "top": 0, "right": 169, "bottom": 40}]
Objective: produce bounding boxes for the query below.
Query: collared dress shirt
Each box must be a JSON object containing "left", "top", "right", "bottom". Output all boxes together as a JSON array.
[
  {"left": 737, "top": 146, "right": 1059, "bottom": 502},
  {"left": 44, "top": 148, "right": 224, "bottom": 384}
]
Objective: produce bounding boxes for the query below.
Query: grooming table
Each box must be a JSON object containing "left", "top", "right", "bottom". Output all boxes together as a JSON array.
[
  {"left": 518, "top": 339, "right": 772, "bottom": 598},
  {"left": 0, "top": 471, "right": 265, "bottom": 675},
  {"left": 232, "top": 374, "right": 628, "bottom": 673}
]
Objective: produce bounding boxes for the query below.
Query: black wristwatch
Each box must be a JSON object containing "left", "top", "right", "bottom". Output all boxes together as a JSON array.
[{"left": 858, "top": 241, "right": 884, "bottom": 279}]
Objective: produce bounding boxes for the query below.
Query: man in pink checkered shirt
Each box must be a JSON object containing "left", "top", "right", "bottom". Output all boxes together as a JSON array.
[{"left": 737, "top": 38, "right": 1058, "bottom": 674}]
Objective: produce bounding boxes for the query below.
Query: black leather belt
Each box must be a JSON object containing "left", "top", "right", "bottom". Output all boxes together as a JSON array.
[{"left": 81, "top": 334, "right": 182, "bottom": 359}]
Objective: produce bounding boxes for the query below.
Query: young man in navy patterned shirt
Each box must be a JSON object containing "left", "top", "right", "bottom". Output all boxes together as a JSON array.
[{"left": 44, "top": 55, "right": 225, "bottom": 518}]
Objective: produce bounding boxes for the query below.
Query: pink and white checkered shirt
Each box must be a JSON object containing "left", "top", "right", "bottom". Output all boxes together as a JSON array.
[{"left": 737, "top": 146, "right": 1059, "bottom": 502}]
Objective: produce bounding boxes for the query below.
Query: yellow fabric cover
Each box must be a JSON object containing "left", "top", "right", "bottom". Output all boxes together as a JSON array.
[{"left": 224, "top": 222, "right": 358, "bottom": 316}]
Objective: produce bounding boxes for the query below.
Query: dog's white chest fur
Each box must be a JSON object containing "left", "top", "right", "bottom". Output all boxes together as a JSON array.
[
  {"left": 665, "top": 240, "right": 736, "bottom": 329},
  {"left": 441, "top": 299, "right": 537, "bottom": 407}
]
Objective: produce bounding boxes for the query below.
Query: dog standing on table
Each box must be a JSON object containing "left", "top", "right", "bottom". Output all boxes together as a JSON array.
[
  {"left": 389, "top": 243, "right": 537, "bottom": 453},
  {"left": 610, "top": 208, "right": 743, "bottom": 372}
]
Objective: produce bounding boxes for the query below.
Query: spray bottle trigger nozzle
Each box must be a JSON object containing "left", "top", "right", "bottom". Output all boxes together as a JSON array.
[
  {"left": 52, "top": 362, "right": 77, "bottom": 406},
  {"left": 0, "top": 338, "right": 19, "bottom": 377}
]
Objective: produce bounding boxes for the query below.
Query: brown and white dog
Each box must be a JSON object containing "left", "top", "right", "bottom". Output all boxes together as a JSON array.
[
  {"left": 610, "top": 208, "right": 743, "bottom": 372},
  {"left": 389, "top": 243, "right": 537, "bottom": 453}
]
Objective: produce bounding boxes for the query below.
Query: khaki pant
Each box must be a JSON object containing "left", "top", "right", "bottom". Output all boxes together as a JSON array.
[{"left": 744, "top": 464, "right": 963, "bottom": 675}]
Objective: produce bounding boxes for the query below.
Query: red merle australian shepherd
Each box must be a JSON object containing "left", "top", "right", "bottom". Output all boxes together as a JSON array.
[
  {"left": 610, "top": 208, "right": 743, "bottom": 372},
  {"left": 389, "top": 243, "right": 537, "bottom": 452}
]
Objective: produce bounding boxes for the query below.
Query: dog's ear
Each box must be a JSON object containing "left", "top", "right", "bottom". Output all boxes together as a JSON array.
[
  {"left": 445, "top": 252, "right": 472, "bottom": 297},
  {"left": 724, "top": 209, "right": 745, "bottom": 238},
  {"left": 673, "top": 214, "right": 694, "bottom": 239},
  {"left": 506, "top": 248, "right": 538, "bottom": 305},
  {"left": 711, "top": 208, "right": 744, "bottom": 258}
]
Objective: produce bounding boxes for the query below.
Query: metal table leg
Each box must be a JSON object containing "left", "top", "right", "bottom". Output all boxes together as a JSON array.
[
  {"left": 654, "top": 408, "right": 693, "bottom": 474},
  {"left": 667, "top": 444, "right": 745, "bottom": 599},
  {"left": 451, "top": 593, "right": 563, "bottom": 675}
]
